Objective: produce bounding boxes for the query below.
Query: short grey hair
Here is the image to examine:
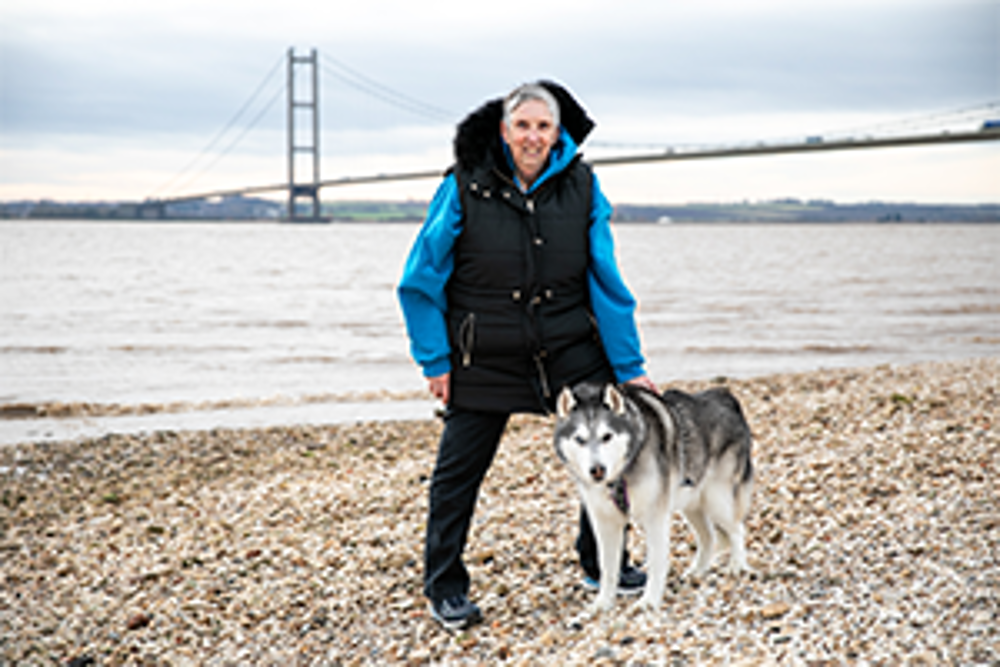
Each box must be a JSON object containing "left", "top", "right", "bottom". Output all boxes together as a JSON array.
[{"left": 503, "top": 83, "right": 560, "bottom": 130}]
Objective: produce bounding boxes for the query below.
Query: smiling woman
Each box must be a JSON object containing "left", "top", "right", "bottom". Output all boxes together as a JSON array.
[
  {"left": 397, "top": 79, "right": 658, "bottom": 630},
  {"left": 500, "top": 84, "right": 561, "bottom": 190}
]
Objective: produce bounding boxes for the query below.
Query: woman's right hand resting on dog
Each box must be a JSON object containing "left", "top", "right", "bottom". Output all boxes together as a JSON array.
[{"left": 625, "top": 375, "right": 658, "bottom": 393}]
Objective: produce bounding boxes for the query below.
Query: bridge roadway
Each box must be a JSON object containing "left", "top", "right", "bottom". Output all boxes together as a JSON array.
[{"left": 150, "top": 126, "right": 1000, "bottom": 207}]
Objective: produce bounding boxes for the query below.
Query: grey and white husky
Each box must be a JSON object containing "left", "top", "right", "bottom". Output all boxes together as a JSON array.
[{"left": 554, "top": 382, "right": 754, "bottom": 613}]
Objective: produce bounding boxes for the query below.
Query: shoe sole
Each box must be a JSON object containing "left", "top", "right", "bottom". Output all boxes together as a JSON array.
[
  {"left": 430, "top": 606, "right": 483, "bottom": 631},
  {"left": 582, "top": 578, "right": 645, "bottom": 597}
]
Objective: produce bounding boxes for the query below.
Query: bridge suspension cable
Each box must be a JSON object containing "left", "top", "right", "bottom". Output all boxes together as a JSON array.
[
  {"left": 818, "top": 100, "right": 1000, "bottom": 140},
  {"left": 147, "top": 54, "right": 286, "bottom": 200},
  {"left": 318, "top": 53, "right": 456, "bottom": 123},
  {"left": 590, "top": 100, "right": 1000, "bottom": 153},
  {"left": 172, "top": 84, "right": 286, "bottom": 197},
  {"left": 149, "top": 48, "right": 1000, "bottom": 208},
  {"left": 148, "top": 50, "right": 457, "bottom": 204}
]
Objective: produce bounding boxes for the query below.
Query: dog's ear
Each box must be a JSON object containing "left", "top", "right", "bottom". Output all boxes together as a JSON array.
[
  {"left": 603, "top": 385, "right": 627, "bottom": 416},
  {"left": 556, "top": 386, "right": 577, "bottom": 418}
]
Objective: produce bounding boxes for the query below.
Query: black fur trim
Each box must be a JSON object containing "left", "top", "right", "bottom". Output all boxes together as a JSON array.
[
  {"left": 538, "top": 80, "right": 596, "bottom": 146},
  {"left": 452, "top": 80, "right": 595, "bottom": 172},
  {"left": 453, "top": 99, "right": 505, "bottom": 173}
]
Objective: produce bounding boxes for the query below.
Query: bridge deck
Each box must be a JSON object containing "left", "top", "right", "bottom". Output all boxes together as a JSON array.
[{"left": 153, "top": 127, "right": 1000, "bottom": 205}]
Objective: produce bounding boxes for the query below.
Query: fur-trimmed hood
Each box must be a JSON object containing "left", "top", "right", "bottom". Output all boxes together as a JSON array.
[{"left": 452, "top": 80, "right": 596, "bottom": 173}]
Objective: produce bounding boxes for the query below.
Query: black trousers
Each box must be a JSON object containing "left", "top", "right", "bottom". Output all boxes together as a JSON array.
[{"left": 423, "top": 405, "right": 627, "bottom": 601}]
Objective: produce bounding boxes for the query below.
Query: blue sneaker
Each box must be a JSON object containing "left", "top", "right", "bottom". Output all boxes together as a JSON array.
[
  {"left": 583, "top": 564, "right": 646, "bottom": 597},
  {"left": 430, "top": 594, "right": 483, "bottom": 631}
]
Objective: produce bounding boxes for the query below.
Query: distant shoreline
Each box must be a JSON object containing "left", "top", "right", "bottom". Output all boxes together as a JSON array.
[
  {"left": 3, "top": 218, "right": 1000, "bottom": 225},
  {"left": 3, "top": 197, "right": 998, "bottom": 224}
]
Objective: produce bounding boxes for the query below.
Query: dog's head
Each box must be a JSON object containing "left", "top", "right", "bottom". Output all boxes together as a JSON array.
[{"left": 554, "top": 382, "right": 643, "bottom": 486}]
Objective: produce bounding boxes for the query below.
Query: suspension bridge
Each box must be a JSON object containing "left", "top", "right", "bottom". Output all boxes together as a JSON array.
[{"left": 142, "top": 48, "right": 1000, "bottom": 222}]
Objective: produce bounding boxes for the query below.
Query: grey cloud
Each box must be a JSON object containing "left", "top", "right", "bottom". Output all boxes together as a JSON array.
[{"left": 1, "top": 2, "right": 994, "bottom": 145}]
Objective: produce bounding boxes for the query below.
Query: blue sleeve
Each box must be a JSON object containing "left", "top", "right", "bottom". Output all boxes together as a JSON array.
[
  {"left": 587, "top": 172, "right": 647, "bottom": 382},
  {"left": 397, "top": 174, "right": 463, "bottom": 378}
]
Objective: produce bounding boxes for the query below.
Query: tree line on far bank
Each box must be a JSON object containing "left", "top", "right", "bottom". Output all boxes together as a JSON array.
[{"left": 2, "top": 197, "right": 998, "bottom": 223}]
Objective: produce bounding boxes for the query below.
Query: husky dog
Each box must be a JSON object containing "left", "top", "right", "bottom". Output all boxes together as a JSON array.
[{"left": 554, "top": 382, "right": 754, "bottom": 613}]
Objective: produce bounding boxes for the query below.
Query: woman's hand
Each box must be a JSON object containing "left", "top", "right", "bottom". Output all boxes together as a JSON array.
[
  {"left": 428, "top": 373, "right": 450, "bottom": 404},
  {"left": 625, "top": 374, "right": 658, "bottom": 393}
]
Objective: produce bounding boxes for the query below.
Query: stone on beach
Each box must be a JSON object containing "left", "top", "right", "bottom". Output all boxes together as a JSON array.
[{"left": 1, "top": 358, "right": 996, "bottom": 664}]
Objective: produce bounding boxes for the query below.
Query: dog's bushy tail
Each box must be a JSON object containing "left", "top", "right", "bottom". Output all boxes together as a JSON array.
[{"left": 718, "top": 387, "right": 754, "bottom": 520}]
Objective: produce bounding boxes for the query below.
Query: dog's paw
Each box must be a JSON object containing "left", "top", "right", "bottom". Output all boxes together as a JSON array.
[
  {"left": 587, "top": 595, "right": 615, "bottom": 617},
  {"left": 635, "top": 594, "right": 661, "bottom": 613},
  {"left": 725, "top": 561, "right": 756, "bottom": 577}
]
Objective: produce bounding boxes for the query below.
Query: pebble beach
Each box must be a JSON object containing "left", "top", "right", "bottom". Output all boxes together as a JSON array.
[{"left": 2, "top": 358, "right": 997, "bottom": 665}]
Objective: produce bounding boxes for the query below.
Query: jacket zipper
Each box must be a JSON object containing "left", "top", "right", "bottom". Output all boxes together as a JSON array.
[
  {"left": 491, "top": 168, "right": 553, "bottom": 398},
  {"left": 492, "top": 168, "right": 548, "bottom": 211},
  {"left": 534, "top": 352, "right": 551, "bottom": 399},
  {"left": 459, "top": 313, "right": 476, "bottom": 367}
]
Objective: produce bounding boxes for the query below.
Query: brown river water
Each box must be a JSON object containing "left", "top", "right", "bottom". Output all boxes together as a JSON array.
[{"left": 1, "top": 220, "right": 997, "bottom": 444}]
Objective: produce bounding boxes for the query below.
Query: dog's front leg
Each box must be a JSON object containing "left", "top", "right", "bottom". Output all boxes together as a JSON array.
[
  {"left": 637, "top": 510, "right": 670, "bottom": 612},
  {"left": 588, "top": 507, "right": 626, "bottom": 615}
]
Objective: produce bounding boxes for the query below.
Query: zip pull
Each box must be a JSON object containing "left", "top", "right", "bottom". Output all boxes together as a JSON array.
[
  {"left": 526, "top": 199, "right": 535, "bottom": 214},
  {"left": 459, "top": 313, "right": 476, "bottom": 367},
  {"left": 534, "top": 353, "right": 551, "bottom": 398}
]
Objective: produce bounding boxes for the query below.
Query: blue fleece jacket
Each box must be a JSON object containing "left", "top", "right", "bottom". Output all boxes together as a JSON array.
[{"left": 397, "top": 128, "right": 646, "bottom": 383}]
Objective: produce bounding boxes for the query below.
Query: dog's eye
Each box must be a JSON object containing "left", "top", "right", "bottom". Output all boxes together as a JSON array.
[
  {"left": 601, "top": 433, "right": 613, "bottom": 443},
  {"left": 575, "top": 435, "right": 586, "bottom": 445}
]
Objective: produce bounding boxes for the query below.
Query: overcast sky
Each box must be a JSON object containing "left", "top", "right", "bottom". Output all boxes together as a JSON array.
[{"left": 1, "top": 0, "right": 997, "bottom": 204}]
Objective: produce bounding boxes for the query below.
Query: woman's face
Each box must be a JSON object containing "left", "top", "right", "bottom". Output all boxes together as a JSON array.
[{"left": 500, "top": 98, "right": 559, "bottom": 188}]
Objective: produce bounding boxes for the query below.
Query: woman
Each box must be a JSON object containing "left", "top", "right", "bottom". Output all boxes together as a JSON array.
[{"left": 398, "top": 81, "right": 655, "bottom": 630}]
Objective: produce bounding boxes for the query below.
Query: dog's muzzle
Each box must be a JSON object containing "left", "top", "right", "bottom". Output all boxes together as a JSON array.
[{"left": 589, "top": 464, "right": 607, "bottom": 482}]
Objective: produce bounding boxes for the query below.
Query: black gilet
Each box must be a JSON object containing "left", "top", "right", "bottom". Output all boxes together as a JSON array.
[{"left": 446, "top": 158, "right": 612, "bottom": 413}]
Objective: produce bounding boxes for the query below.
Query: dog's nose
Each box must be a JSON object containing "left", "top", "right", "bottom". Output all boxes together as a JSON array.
[{"left": 589, "top": 464, "right": 606, "bottom": 482}]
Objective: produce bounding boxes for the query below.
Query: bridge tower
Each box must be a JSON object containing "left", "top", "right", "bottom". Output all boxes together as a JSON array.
[{"left": 287, "top": 48, "right": 323, "bottom": 222}]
